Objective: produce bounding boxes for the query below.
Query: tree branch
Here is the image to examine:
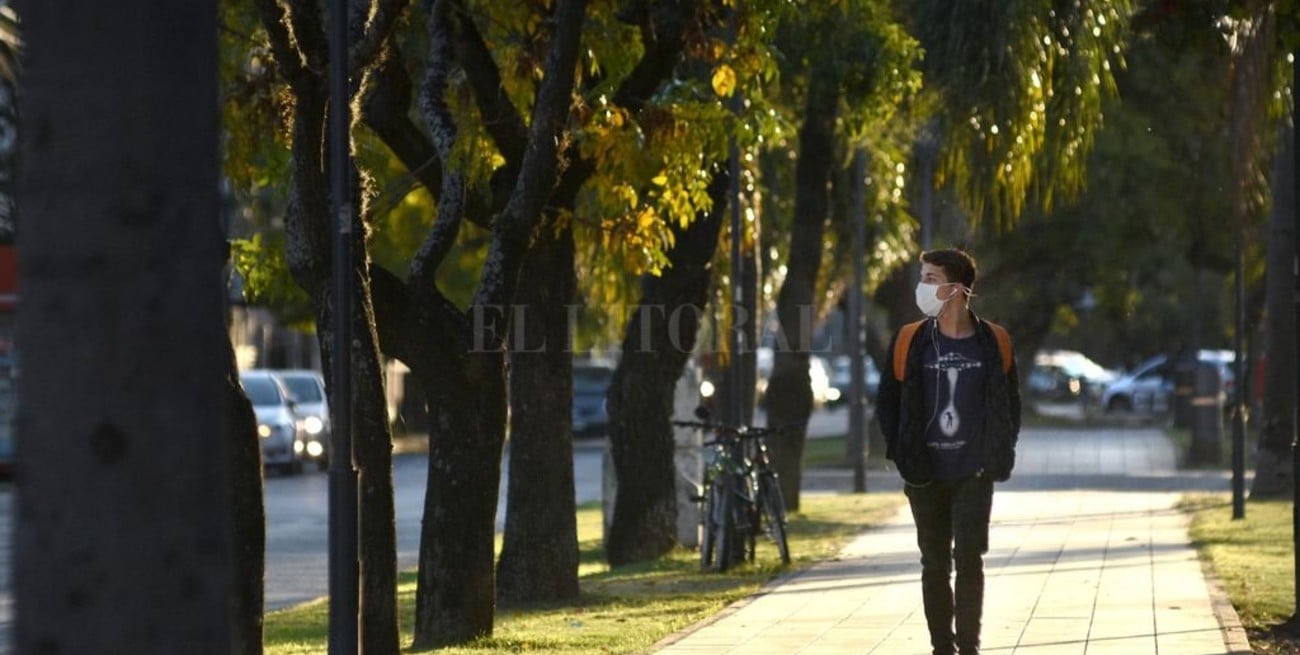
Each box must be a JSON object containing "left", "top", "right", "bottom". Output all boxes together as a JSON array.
[
  {"left": 471, "top": 0, "right": 588, "bottom": 350},
  {"left": 409, "top": 0, "right": 470, "bottom": 296},
  {"left": 610, "top": 0, "right": 695, "bottom": 113},
  {"left": 285, "top": 0, "right": 328, "bottom": 75},
  {"left": 358, "top": 40, "right": 497, "bottom": 230},
  {"left": 254, "top": 0, "right": 309, "bottom": 87},
  {"left": 350, "top": 0, "right": 411, "bottom": 74},
  {"left": 449, "top": 3, "right": 528, "bottom": 163}
]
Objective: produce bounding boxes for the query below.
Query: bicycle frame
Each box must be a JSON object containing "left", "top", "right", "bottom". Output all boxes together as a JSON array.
[{"left": 680, "top": 418, "right": 794, "bottom": 572}]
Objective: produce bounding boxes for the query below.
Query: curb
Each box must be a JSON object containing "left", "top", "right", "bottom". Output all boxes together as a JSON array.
[{"left": 1199, "top": 555, "right": 1253, "bottom": 654}]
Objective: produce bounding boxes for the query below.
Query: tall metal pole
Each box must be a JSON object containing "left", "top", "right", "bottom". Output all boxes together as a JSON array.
[
  {"left": 1291, "top": 51, "right": 1300, "bottom": 618},
  {"left": 1232, "top": 225, "right": 1245, "bottom": 520},
  {"left": 327, "top": 0, "right": 359, "bottom": 652},
  {"left": 918, "top": 126, "right": 936, "bottom": 252},
  {"left": 727, "top": 7, "right": 744, "bottom": 426},
  {"left": 848, "top": 149, "right": 868, "bottom": 492}
]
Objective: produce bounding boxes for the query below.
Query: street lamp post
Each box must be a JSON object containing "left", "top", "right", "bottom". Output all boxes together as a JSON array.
[
  {"left": 848, "top": 149, "right": 868, "bottom": 493},
  {"left": 1291, "top": 51, "right": 1300, "bottom": 622},
  {"left": 327, "top": 0, "right": 359, "bottom": 652}
]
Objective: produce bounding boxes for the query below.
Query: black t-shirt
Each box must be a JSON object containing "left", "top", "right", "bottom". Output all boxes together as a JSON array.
[{"left": 920, "top": 331, "right": 988, "bottom": 480}]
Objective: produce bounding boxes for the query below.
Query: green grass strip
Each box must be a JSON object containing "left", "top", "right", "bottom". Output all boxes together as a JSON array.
[{"left": 266, "top": 492, "right": 904, "bottom": 654}]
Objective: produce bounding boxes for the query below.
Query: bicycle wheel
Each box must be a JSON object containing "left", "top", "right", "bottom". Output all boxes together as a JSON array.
[
  {"left": 757, "top": 471, "right": 791, "bottom": 564},
  {"left": 699, "top": 475, "right": 721, "bottom": 571},
  {"left": 714, "top": 474, "right": 741, "bottom": 572}
]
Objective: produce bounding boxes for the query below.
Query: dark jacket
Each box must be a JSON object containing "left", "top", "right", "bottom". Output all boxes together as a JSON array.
[{"left": 876, "top": 312, "right": 1021, "bottom": 485}]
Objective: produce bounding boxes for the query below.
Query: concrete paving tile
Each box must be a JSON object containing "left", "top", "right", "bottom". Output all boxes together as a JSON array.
[{"left": 652, "top": 427, "right": 1244, "bottom": 655}]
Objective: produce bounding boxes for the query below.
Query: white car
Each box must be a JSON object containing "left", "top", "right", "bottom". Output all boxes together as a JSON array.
[
  {"left": 1028, "top": 350, "right": 1116, "bottom": 402},
  {"left": 240, "top": 369, "right": 307, "bottom": 475},
  {"left": 273, "top": 369, "right": 331, "bottom": 470}
]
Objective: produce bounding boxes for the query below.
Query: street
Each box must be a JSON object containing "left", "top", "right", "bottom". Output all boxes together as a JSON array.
[{"left": 263, "top": 406, "right": 850, "bottom": 609}]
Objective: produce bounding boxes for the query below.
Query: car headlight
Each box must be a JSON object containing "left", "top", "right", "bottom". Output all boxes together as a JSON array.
[
  {"left": 306, "top": 441, "right": 325, "bottom": 457},
  {"left": 259, "top": 422, "right": 294, "bottom": 439},
  {"left": 302, "top": 415, "right": 325, "bottom": 435}
]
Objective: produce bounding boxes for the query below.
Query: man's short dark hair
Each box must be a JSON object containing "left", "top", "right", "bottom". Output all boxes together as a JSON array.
[{"left": 921, "top": 248, "right": 977, "bottom": 288}]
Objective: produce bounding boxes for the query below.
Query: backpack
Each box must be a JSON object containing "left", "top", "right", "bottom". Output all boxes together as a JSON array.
[{"left": 892, "top": 319, "right": 1013, "bottom": 381}]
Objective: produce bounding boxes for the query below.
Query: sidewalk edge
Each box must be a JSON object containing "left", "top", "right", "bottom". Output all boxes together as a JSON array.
[
  {"left": 1200, "top": 557, "right": 1252, "bottom": 654},
  {"left": 646, "top": 567, "right": 804, "bottom": 653}
]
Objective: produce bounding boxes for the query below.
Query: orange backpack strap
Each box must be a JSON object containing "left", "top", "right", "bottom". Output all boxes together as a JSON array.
[
  {"left": 892, "top": 319, "right": 1013, "bottom": 380},
  {"left": 986, "top": 321, "right": 1014, "bottom": 374},
  {"left": 892, "top": 320, "right": 925, "bottom": 381}
]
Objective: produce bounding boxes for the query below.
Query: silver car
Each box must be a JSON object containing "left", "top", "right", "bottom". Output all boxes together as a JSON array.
[
  {"left": 273, "top": 369, "right": 331, "bottom": 470},
  {"left": 1101, "top": 350, "right": 1235, "bottom": 414},
  {"left": 240, "top": 369, "right": 307, "bottom": 475}
]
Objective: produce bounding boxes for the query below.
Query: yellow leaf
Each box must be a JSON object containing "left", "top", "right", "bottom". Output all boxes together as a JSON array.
[
  {"left": 652, "top": 174, "right": 668, "bottom": 187},
  {"left": 637, "top": 207, "right": 658, "bottom": 232},
  {"left": 712, "top": 65, "right": 737, "bottom": 98}
]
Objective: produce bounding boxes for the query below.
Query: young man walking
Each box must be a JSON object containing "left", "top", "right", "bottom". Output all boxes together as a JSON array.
[{"left": 876, "top": 248, "right": 1021, "bottom": 655}]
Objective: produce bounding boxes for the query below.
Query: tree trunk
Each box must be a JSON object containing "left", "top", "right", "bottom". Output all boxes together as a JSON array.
[
  {"left": 1252, "top": 123, "right": 1295, "bottom": 498},
  {"left": 497, "top": 226, "right": 579, "bottom": 602},
  {"left": 409, "top": 0, "right": 586, "bottom": 641},
  {"left": 606, "top": 171, "right": 728, "bottom": 566},
  {"left": 764, "top": 71, "right": 839, "bottom": 511},
  {"left": 15, "top": 3, "right": 234, "bottom": 651},
  {"left": 411, "top": 354, "right": 508, "bottom": 647},
  {"left": 284, "top": 89, "right": 401, "bottom": 655},
  {"left": 347, "top": 292, "right": 401, "bottom": 655},
  {"left": 225, "top": 338, "right": 265, "bottom": 655}
]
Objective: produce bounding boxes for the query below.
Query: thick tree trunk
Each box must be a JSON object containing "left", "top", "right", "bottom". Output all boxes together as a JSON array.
[
  {"left": 15, "top": 3, "right": 234, "bottom": 651},
  {"left": 497, "top": 226, "right": 580, "bottom": 602},
  {"left": 411, "top": 355, "right": 508, "bottom": 647},
  {"left": 225, "top": 342, "right": 265, "bottom": 655},
  {"left": 1252, "top": 123, "right": 1295, "bottom": 498},
  {"left": 764, "top": 72, "right": 839, "bottom": 511},
  {"left": 606, "top": 171, "right": 728, "bottom": 566}
]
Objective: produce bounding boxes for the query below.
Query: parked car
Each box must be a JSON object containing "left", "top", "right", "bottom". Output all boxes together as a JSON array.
[
  {"left": 1027, "top": 350, "right": 1116, "bottom": 402},
  {"left": 572, "top": 361, "right": 614, "bottom": 438},
  {"left": 240, "top": 369, "right": 307, "bottom": 475},
  {"left": 1101, "top": 350, "right": 1235, "bottom": 413},
  {"left": 827, "top": 354, "right": 881, "bottom": 405},
  {"left": 273, "top": 369, "right": 330, "bottom": 471}
]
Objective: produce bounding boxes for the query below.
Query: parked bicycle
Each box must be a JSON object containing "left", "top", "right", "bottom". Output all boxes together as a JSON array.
[{"left": 674, "top": 409, "right": 798, "bottom": 572}]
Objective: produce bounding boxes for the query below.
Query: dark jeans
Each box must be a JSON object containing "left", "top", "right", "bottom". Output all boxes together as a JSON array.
[{"left": 905, "top": 474, "right": 994, "bottom": 655}]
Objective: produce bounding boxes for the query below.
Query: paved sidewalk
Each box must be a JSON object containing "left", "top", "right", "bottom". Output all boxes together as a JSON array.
[{"left": 653, "top": 427, "right": 1251, "bottom": 655}]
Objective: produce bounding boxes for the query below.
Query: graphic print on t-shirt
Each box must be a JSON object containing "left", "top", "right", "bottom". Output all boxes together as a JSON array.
[
  {"left": 920, "top": 333, "right": 988, "bottom": 480},
  {"left": 924, "top": 350, "right": 983, "bottom": 446}
]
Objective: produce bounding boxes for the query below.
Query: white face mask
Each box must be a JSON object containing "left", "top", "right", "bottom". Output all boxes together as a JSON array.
[{"left": 915, "top": 282, "right": 955, "bottom": 317}]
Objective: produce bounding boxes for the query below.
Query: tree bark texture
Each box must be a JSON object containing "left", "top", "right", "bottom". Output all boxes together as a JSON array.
[
  {"left": 407, "top": 0, "right": 588, "bottom": 644},
  {"left": 1252, "top": 123, "right": 1295, "bottom": 498},
  {"left": 257, "top": 0, "right": 402, "bottom": 645},
  {"left": 14, "top": 3, "right": 234, "bottom": 651},
  {"left": 764, "top": 70, "right": 839, "bottom": 511},
  {"left": 606, "top": 171, "right": 729, "bottom": 566},
  {"left": 225, "top": 340, "right": 266, "bottom": 655},
  {"left": 333, "top": 286, "right": 402, "bottom": 655},
  {"left": 497, "top": 226, "right": 580, "bottom": 602},
  {"left": 410, "top": 354, "right": 508, "bottom": 647}
]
